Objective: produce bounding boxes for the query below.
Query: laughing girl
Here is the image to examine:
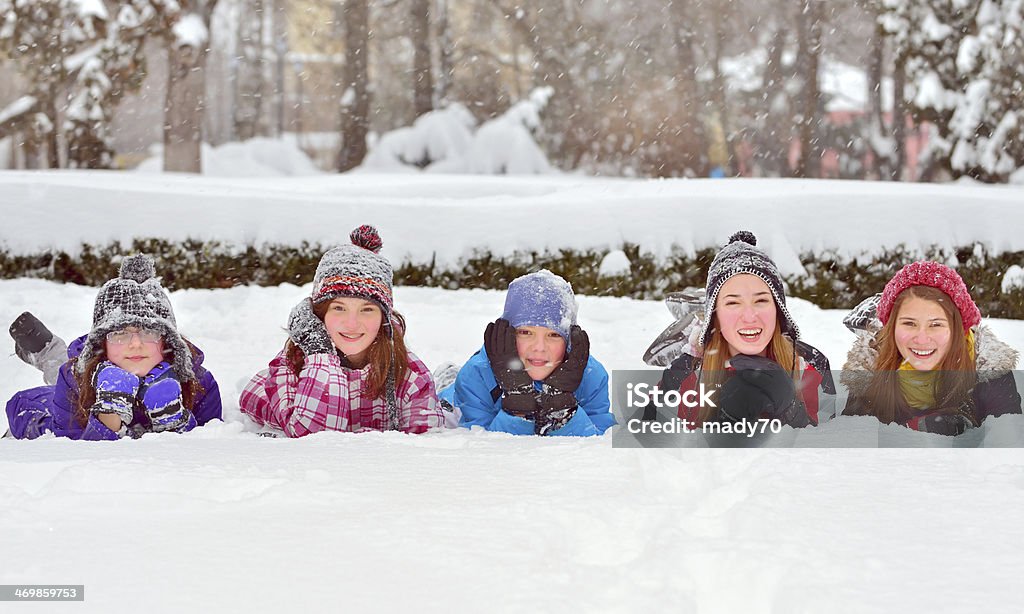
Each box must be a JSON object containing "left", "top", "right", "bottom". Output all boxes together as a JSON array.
[{"left": 841, "top": 261, "right": 1021, "bottom": 435}]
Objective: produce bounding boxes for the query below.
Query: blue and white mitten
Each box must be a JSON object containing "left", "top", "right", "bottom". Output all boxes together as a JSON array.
[
  {"left": 139, "top": 362, "right": 194, "bottom": 433},
  {"left": 92, "top": 362, "right": 141, "bottom": 427}
]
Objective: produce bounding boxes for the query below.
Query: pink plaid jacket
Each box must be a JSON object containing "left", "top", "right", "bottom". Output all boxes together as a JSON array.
[{"left": 239, "top": 349, "right": 444, "bottom": 437}]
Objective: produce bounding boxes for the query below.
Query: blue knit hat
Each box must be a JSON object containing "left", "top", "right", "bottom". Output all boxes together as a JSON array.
[{"left": 500, "top": 270, "right": 578, "bottom": 341}]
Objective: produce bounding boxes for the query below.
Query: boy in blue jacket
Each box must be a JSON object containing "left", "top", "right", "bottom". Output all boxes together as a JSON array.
[{"left": 439, "top": 270, "right": 615, "bottom": 436}]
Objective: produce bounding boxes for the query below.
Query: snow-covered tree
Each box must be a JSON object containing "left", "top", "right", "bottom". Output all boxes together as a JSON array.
[
  {"left": 0, "top": 0, "right": 218, "bottom": 170},
  {"left": 0, "top": 0, "right": 92, "bottom": 167},
  {"left": 882, "top": 0, "right": 1023, "bottom": 182},
  {"left": 947, "top": 0, "right": 1023, "bottom": 182}
]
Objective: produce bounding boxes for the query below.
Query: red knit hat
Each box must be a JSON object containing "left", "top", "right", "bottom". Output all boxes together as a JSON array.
[{"left": 877, "top": 261, "right": 981, "bottom": 331}]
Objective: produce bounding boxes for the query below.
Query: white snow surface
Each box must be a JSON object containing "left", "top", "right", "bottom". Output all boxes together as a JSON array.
[
  {"left": 360, "top": 89, "right": 554, "bottom": 175},
  {"left": 1002, "top": 265, "right": 1024, "bottom": 293},
  {"left": 598, "top": 249, "right": 631, "bottom": 277},
  {"left": 3, "top": 279, "right": 1024, "bottom": 611},
  {"left": 0, "top": 95, "right": 37, "bottom": 124},
  {"left": 1, "top": 172, "right": 1023, "bottom": 277},
  {"left": 134, "top": 138, "right": 322, "bottom": 176},
  {"left": 172, "top": 13, "right": 209, "bottom": 49}
]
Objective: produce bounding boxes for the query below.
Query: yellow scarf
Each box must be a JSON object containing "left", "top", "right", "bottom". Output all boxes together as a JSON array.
[{"left": 897, "top": 330, "right": 975, "bottom": 410}]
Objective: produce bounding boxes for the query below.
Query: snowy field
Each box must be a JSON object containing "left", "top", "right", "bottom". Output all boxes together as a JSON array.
[
  {"left": 2, "top": 280, "right": 1024, "bottom": 612},
  {"left": 3, "top": 171, "right": 1024, "bottom": 612}
]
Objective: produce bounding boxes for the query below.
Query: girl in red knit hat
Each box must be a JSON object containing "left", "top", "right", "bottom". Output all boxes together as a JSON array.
[{"left": 841, "top": 260, "right": 1021, "bottom": 435}]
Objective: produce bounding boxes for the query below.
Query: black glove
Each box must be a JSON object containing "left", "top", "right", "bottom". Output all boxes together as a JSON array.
[
  {"left": 484, "top": 318, "right": 537, "bottom": 417},
  {"left": 543, "top": 325, "right": 589, "bottom": 393},
  {"left": 533, "top": 325, "right": 589, "bottom": 435},
  {"left": 918, "top": 410, "right": 974, "bottom": 436},
  {"left": 288, "top": 298, "right": 334, "bottom": 356},
  {"left": 718, "top": 355, "right": 806, "bottom": 426},
  {"left": 535, "top": 386, "right": 578, "bottom": 435}
]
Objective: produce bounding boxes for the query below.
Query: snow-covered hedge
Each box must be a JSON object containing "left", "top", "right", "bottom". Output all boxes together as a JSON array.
[{"left": 3, "top": 239, "right": 1024, "bottom": 318}]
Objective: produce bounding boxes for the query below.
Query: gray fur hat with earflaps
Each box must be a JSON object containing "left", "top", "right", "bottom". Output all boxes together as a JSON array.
[{"left": 76, "top": 254, "right": 194, "bottom": 380}]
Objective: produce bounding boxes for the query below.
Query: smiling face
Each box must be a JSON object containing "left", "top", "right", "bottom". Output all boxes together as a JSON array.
[
  {"left": 105, "top": 326, "right": 166, "bottom": 376},
  {"left": 714, "top": 274, "right": 778, "bottom": 358},
  {"left": 893, "top": 295, "right": 953, "bottom": 371},
  {"left": 322, "top": 297, "right": 383, "bottom": 364},
  {"left": 514, "top": 325, "right": 567, "bottom": 381}
]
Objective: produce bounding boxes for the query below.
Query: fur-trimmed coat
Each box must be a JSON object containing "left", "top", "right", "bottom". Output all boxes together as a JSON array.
[{"left": 841, "top": 295, "right": 1021, "bottom": 434}]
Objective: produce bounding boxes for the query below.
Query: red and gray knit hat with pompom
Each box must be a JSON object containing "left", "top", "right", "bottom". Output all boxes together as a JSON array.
[
  {"left": 311, "top": 225, "right": 394, "bottom": 328},
  {"left": 877, "top": 260, "right": 981, "bottom": 331}
]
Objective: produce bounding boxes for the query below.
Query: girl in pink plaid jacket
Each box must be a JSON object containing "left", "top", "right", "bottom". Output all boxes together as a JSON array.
[{"left": 239, "top": 225, "right": 445, "bottom": 437}]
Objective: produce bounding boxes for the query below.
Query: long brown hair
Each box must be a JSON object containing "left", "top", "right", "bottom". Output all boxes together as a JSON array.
[
  {"left": 285, "top": 301, "right": 409, "bottom": 400},
  {"left": 74, "top": 339, "right": 206, "bottom": 428},
  {"left": 697, "top": 307, "right": 800, "bottom": 422},
  {"left": 848, "top": 285, "right": 977, "bottom": 425}
]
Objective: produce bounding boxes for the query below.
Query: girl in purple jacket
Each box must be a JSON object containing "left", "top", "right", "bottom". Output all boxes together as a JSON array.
[
  {"left": 239, "top": 225, "right": 444, "bottom": 437},
  {"left": 5, "top": 255, "right": 222, "bottom": 440}
]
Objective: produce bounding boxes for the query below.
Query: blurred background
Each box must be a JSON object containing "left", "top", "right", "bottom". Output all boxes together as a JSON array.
[{"left": 0, "top": 0, "right": 1021, "bottom": 182}]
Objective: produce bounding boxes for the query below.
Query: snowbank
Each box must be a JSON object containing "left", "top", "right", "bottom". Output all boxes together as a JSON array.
[
  {"left": 134, "top": 137, "right": 322, "bottom": 176},
  {"left": 1, "top": 172, "right": 1023, "bottom": 277},
  {"left": 359, "top": 89, "right": 554, "bottom": 175}
]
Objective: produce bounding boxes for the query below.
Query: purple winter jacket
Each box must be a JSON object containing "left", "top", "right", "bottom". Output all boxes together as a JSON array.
[{"left": 5, "top": 335, "right": 222, "bottom": 440}]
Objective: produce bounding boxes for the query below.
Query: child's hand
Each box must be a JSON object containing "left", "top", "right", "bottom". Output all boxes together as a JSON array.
[
  {"left": 719, "top": 355, "right": 800, "bottom": 424},
  {"left": 484, "top": 318, "right": 533, "bottom": 392},
  {"left": 92, "top": 361, "right": 141, "bottom": 427},
  {"left": 543, "top": 325, "right": 589, "bottom": 393},
  {"left": 137, "top": 361, "right": 177, "bottom": 404},
  {"left": 484, "top": 318, "right": 537, "bottom": 416},
  {"left": 140, "top": 372, "right": 192, "bottom": 433},
  {"left": 288, "top": 298, "right": 334, "bottom": 356},
  {"left": 535, "top": 389, "right": 578, "bottom": 435}
]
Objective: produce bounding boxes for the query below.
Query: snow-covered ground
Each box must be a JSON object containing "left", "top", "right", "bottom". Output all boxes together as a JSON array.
[
  {"left": 2, "top": 279, "right": 1024, "bottom": 612},
  {"left": 3, "top": 172, "right": 1024, "bottom": 612}
]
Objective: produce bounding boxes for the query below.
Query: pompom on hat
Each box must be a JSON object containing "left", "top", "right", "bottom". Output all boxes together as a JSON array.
[{"left": 877, "top": 261, "right": 981, "bottom": 331}]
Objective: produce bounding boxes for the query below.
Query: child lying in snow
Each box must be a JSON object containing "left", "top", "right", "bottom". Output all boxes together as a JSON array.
[
  {"left": 438, "top": 270, "right": 615, "bottom": 436},
  {"left": 239, "top": 225, "right": 445, "bottom": 437},
  {"left": 841, "top": 260, "right": 1021, "bottom": 435},
  {"left": 5, "top": 255, "right": 222, "bottom": 440}
]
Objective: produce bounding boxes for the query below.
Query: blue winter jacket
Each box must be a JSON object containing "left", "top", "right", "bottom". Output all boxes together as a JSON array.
[
  {"left": 439, "top": 346, "right": 615, "bottom": 436},
  {"left": 5, "top": 335, "right": 222, "bottom": 440}
]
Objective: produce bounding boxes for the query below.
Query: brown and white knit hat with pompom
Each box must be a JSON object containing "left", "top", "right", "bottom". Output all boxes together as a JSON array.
[
  {"left": 76, "top": 254, "right": 194, "bottom": 380},
  {"left": 697, "top": 231, "right": 800, "bottom": 348}
]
